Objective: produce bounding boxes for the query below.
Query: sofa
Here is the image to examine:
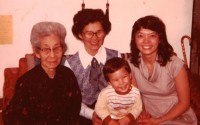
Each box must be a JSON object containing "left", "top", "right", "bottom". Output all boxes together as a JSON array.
[{"left": 1, "top": 53, "right": 200, "bottom": 124}]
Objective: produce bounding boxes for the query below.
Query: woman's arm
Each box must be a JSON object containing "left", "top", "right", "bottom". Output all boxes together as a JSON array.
[
  {"left": 150, "top": 66, "right": 190, "bottom": 124},
  {"left": 159, "top": 66, "right": 190, "bottom": 121},
  {"left": 139, "top": 66, "right": 190, "bottom": 125}
]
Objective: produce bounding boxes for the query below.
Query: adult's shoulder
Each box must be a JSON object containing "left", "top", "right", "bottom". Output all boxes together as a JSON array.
[
  {"left": 127, "top": 58, "right": 138, "bottom": 73},
  {"left": 15, "top": 65, "right": 42, "bottom": 88},
  {"left": 168, "top": 55, "right": 184, "bottom": 67},
  {"left": 57, "top": 65, "right": 75, "bottom": 74},
  {"left": 65, "top": 52, "right": 79, "bottom": 61},
  {"left": 104, "top": 47, "right": 119, "bottom": 58},
  {"left": 170, "top": 55, "right": 183, "bottom": 62},
  {"left": 166, "top": 55, "right": 185, "bottom": 78},
  {"left": 104, "top": 47, "right": 119, "bottom": 53},
  {"left": 18, "top": 65, "right": 41, "bottom": 79},
  {"left": 65, "top": 52, "right": 79, "bottom": 62}
]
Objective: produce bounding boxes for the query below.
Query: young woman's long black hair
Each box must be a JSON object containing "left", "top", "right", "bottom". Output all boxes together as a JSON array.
[{"left": 130, "top": 15, "right": 175, "bottom": 67}]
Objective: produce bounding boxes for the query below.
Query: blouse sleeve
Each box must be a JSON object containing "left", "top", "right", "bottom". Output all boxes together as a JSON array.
[{"left": 167, "top": 56, "right": 184, "bottom": 79}]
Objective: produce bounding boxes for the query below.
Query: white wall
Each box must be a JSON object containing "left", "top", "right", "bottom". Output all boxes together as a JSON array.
[{"left": 0, "top": 0, "right": 193, "bottom": 97}]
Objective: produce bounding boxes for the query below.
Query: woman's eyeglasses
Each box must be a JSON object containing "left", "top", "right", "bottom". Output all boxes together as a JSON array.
[
  {"left": 82, "top": 30, "right": 105, "bottom": 39},
  {"left": 37, "top": 46, "right": 63, "bottom": 55}
]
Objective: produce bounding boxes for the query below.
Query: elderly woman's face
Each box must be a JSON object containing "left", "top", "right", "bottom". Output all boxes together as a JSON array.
[
  {"left": 35, "top": 34, "right": 63, "bottom": 72},
  {"left": 79, "top": 21, "right": 106, "bottom": 56}
]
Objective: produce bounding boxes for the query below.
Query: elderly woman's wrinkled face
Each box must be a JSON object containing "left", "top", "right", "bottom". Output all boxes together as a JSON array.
[
  {"left": 79, "top": 21, "right": 106, "bottom": 56},
  {"left": 35, "top": 34, "right": 63, "bottom": 72}
]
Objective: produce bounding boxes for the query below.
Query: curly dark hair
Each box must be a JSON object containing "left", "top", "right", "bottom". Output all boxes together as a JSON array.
[
  {"left": 72, "top": 8, "right": 111, "bottom": 40},
  {"left": 130, "top": 15, "right": 176, "bottom": 67}
]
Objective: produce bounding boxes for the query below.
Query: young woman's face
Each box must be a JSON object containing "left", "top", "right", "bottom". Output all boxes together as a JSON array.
[
  {"left": 79, "top": 21, "right": 106, "bottom": 56},
  {"left": 108, "top": 67, "right": 132, "bottom": 94},
  {"left": 35, "top": 34, "right": 63, "bottom": 73},
  {"left": 135, "top": 28, "right": 159, "bottom": 58}
]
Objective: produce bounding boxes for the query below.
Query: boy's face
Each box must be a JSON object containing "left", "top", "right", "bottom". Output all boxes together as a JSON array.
[{"left": 108, "top": 67, "right": 132, "bottom": 94}]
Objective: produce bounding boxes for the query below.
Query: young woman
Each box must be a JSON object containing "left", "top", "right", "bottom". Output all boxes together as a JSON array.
[{"left": 129, "top": 15, "right": 197, "bottom": 125}]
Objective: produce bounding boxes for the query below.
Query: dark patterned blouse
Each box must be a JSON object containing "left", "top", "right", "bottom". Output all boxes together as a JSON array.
[{"left": 3, "top": 64, "right": 82, "bottom": 125}]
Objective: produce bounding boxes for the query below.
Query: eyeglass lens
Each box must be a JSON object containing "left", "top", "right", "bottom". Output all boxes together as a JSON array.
[
  {"left": 39, "top": 46, "right": 62, "bottom": 55},
  {"left": 83, "top": 30, "right": 104, "bottom": 38}
]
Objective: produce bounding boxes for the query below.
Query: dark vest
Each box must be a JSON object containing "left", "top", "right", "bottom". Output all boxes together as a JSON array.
[{"left": 67, "top": 48, "right": 118, "bottom": 105}]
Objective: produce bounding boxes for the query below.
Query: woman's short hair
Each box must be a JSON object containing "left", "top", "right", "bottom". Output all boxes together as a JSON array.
[
  {"left": 103, "top": 57, "right": 131, "bottom": 81},
  {"left": 130, "top": 15, "right": 175, "bottom": 67},
  {"left": 72, "top": 9, "right": 111, "bottom": 40},
  {"left": 30, "top": 21, "right": 67, "bottom": 53}
]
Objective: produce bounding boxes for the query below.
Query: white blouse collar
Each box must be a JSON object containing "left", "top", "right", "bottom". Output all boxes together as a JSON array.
[{"left": 79, "top": 44, "right": 106, "bottom": 69}]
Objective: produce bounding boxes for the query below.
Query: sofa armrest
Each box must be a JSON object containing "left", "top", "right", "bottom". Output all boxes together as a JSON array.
[{"left": 3, "top": 68, "right": 19, "bottom": 110}]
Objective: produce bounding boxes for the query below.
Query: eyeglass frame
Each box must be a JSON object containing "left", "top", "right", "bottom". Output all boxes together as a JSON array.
[
  {"left": 37, "top": 45, "right": 63, "bottom": 55},
  {"left": 82, "top": 30, "right": 105, "bottom": 39}
]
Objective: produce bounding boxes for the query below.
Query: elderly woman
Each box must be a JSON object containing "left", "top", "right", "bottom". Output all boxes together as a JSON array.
[
  {"left": 64, "top": 9, "right": 120, "bottom": 125},
  {"left": 2, "top": 21, "right": 82, "bottom": 125},
  {"left": 129, "top": 15, "right": 197, "bottom": 125}
]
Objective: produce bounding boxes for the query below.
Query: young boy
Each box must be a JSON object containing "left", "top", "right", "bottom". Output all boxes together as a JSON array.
[{"left": 95, "top": 57, "right": 142, "bottom": 125}]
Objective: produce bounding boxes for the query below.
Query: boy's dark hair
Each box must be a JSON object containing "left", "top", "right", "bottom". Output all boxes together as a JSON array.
[{"left": 103, "top": 57, "right": 131, "bottom": 81}]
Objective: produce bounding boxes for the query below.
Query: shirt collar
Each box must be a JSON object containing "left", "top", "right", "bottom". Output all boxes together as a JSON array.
[{"left": 79, "top": 44, "right": 106, "bottom": 69}]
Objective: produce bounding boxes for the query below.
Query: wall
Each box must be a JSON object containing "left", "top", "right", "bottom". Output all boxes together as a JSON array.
[{"left": 0, "top": 0, "right": 193, "bottom": 97}]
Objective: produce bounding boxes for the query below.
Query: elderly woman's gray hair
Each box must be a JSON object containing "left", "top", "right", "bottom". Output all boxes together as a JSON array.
[{"left": 30, "top": 21, "right": 67, "bottom": 53}]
